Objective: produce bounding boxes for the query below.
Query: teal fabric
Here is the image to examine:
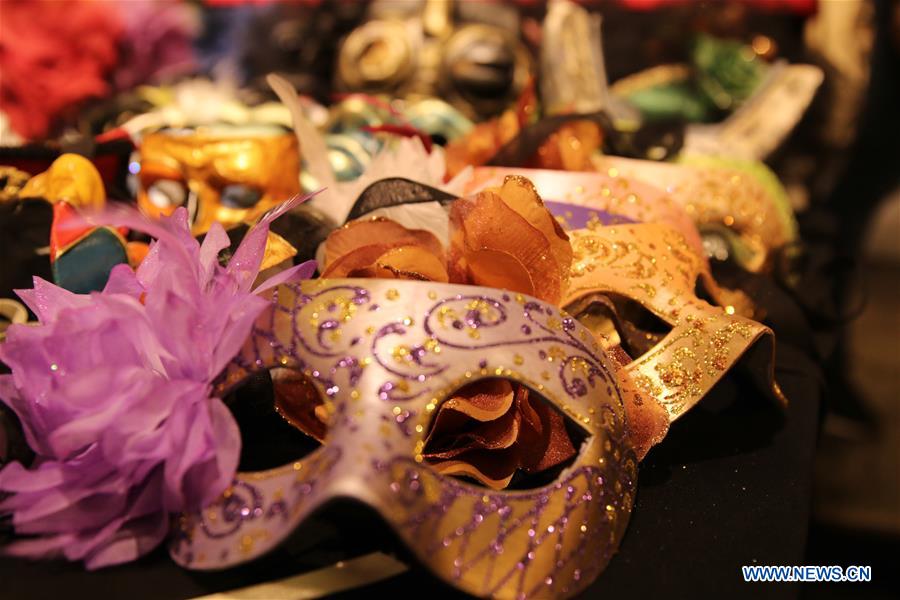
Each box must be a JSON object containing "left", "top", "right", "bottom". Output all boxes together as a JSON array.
[{"left": 52, "top": 228, "right": 128, "bottom": 294}]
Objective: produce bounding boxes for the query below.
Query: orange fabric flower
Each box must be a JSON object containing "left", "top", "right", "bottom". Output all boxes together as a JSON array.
[
  {"left": 321, "top": 176, "right": 573, "bottom": 306},
  {"left": 422, "top": 379, "right": 577, "bottom": 490},
  {"left": 320, "top": 218, "right": 448, "bottom": 282},
  {"left": 448, "top": 175, "right": 573, "bottom": 305},
  {"left": 320, "top": 176, "right": 578, "bottom": 489}
]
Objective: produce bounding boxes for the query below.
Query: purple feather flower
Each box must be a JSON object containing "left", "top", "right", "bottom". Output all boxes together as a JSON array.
[{"left": 0, "top": 196, "right": 316, "bottom": 568}]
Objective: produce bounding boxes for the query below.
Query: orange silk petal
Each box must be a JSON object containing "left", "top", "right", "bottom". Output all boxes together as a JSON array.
[
  {"left": 464, "top": 248, "right": 535, "bottom": 298},
  {"left": 323, "top": 217, "right": 444, "bottom": 268},
  {"left": 320, "top": 243, "right": 398, "bottom": 278},
  {"left": 424, "top": 379, "right": 521, "bottom": 488},
  {"left": 489, "top": 175, "right": 572, "bottom": 279},
  {"left": 425, "top": 405, "right": 521, "bottom": 457},
  {"left": 516, "top": 388, "right": 578, "bottom": 473},
  {"left": 369, "top": 245, "right": 450, "bottom": 282},
  {"left": 450, "top": 190, "right": 563, "bottom": 304},
  {"left": 423, "top": 381, "right": 578, "bottom": 490},
  {"left": 429, "top": 455, "right": 516, "bottom": 490},
  {"left": 437, "top": 379, "right": 516, "bottom": 422}
]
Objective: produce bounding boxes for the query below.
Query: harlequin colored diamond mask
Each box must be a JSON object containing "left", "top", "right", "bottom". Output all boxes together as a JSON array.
[
  {"left": 18, "top": 154, "right": 105, "bottom": 211},
  {"left": 137, "top": 126, "right": 301, "bottom": 235},
  {"left": 172, "top": 278, "right": 646, "bottom": 599}
]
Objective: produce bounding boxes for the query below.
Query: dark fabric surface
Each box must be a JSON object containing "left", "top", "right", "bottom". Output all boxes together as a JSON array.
[{"left": 0, "top": 333, "right": 821, "bottom": 599}]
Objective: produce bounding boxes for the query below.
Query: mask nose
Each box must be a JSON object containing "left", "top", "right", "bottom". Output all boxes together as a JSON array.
[
  {"left": 281, "top": 497, "right": 409, "bottom": 561},
  {"left": 202, "top": 497, "right": 462, "bottom": 597}
]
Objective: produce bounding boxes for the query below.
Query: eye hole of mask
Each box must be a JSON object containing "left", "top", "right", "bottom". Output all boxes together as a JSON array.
[
  {"left": 429, "top": 133, "right": 449, "bottom": 146},
  {"left": 566, "top": 293, "right": 672, "bottom": 363},
  {"left": 146, "top": 179, "right": 188, "bottom": 209},
  {"left": 223, "top": 368, "right": 327, "bottom": 471},
  {"left": 220, "top": 184, "right": 263, "bottom": 209},
  {"left": 422, "top": 378, "right": 587, "bottom": 491},
  {"left": 701, "top": 227, "right": 736, "bottom": 264}
]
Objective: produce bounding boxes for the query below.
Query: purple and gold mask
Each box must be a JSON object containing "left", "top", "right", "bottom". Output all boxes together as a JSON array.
[{"left": 171, "top": 279, "right": 640, "bottom": 598}]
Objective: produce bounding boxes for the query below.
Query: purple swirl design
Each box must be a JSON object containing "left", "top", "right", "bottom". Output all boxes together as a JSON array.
[
  {"left": 198, "top": 481, "right": 264, "bottom": 539},
  {"left": 423, "top": 294, "right": 616, "bottom": 400}
]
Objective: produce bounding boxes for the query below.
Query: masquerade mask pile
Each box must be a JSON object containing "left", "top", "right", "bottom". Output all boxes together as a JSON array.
[
  {"left": 0, "top": 170, "right": 785, "bottom": 598},
  {"left": 170, "top": 175, "right": 783, "bottom": 598}
]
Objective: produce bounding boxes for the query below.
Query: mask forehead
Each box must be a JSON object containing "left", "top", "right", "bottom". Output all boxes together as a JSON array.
[
  {"left": 141, "top": 133, "right": 299, "bottom": 183},
  {"left": 177, "top": 279, "right": 637, "bottom": 598},
  {"left": 224, "top": 279, "right": 625, "bottom": 440}
]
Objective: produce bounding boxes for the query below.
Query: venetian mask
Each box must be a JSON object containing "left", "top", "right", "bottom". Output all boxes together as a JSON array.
[
  {"left": 172, "top": 279, "right": 640, "bottom": 599},
  {"left": 592, "top": 155, "right": 796, "bottom": 272},
  {"left": 137, "top": 126, "right": 301, "bottom": 235},
  {"left": 563, "top": 223, "right": 784, "bottom": 422},
  {"left": 457, "top": 169, "right": 782, "bottom": 419},
  {"left": 336, "top": 0, "right": 532, "bottom": 120}
]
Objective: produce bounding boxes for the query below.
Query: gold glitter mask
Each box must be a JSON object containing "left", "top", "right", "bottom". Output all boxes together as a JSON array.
[
  {"left": 591, "top": 156, "right": 797, "bottom": 272},
  {"left": 137, "top": 128, "right": 301, "bottom": 235},
  {"left": 171, "top": 279, "right": 640, "bottom": 598},
  {"left": 563, "top": 222, "right": 786, "bottom": 422}
]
